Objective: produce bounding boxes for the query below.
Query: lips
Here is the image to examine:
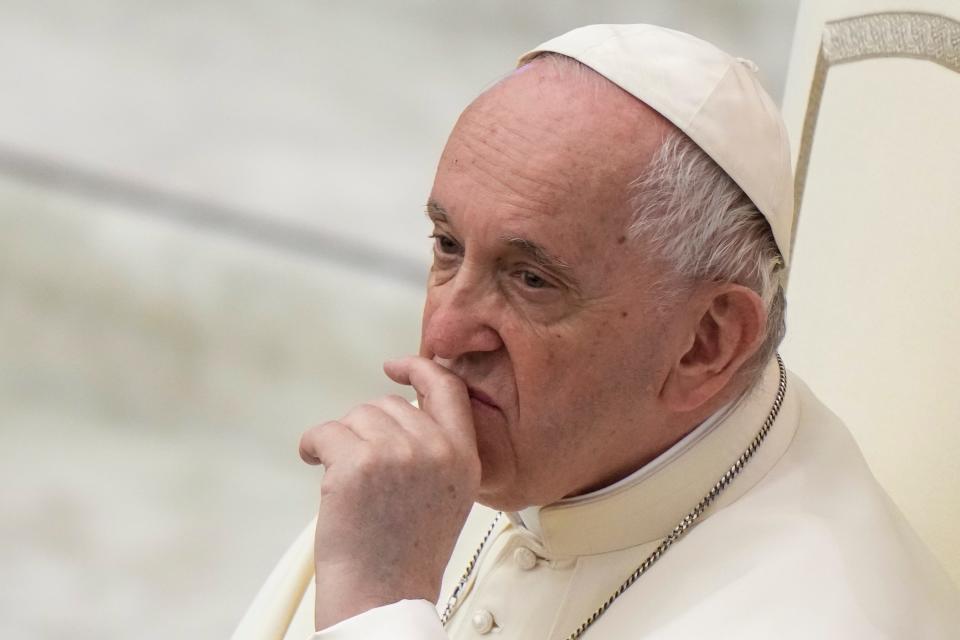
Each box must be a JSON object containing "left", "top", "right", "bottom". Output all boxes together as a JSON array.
[{"left": 467, "top": 386, "right": 500, "bottom": 411}]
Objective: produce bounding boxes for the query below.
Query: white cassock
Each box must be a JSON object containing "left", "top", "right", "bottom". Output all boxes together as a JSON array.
[{"left": 232, "top": 357, "right": 960, "bottom": 639}]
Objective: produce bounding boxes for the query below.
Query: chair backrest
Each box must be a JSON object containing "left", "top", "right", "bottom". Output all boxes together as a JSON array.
[{"left": 779, "top": 0, "right": 960, "bottom": 586}]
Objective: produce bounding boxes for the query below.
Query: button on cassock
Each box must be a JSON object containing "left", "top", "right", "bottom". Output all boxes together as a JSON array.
[
  {"left": 513, "top": 546, "right": 537, "bottom": 570},
  {"left": 471, "top": 609, "right": 495, "bottom": 634}
]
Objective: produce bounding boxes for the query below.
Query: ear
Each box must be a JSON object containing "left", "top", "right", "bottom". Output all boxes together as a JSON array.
[{"left": 661, "top": 284, "right": 766, "bottom": 413}]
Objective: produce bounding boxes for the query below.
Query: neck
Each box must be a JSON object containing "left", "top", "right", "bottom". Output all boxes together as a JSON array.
[
  {"left": 509, "top": 356, "right": 797, "bottom": 556},
  {"left": 567, "top": 379, "right": 753, "bottom": 499}
]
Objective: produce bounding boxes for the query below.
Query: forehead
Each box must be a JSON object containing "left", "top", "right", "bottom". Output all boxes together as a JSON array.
[{"left": 430, "top": 60, "right": 671, "bottom": 259}]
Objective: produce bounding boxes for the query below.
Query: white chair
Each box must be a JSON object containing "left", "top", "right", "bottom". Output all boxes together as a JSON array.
[{"left": 780, "top": 0, "right": 960, "bottom": 586}]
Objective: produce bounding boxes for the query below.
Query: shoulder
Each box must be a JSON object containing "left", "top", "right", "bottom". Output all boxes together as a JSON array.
[
  {"left": 595, "top": 372, "right": 960, "bottom": 638},
  {"left": 700, "top": 371, "right": 958, "bottom": 635}
]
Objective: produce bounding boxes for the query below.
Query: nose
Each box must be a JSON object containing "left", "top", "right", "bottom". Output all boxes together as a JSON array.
[{"left": 421, "top": 277, "right": 503, "bottom": 361}]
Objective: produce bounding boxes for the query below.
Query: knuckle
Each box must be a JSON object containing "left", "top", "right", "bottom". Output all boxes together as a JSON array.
[
  {"left": 435, "top": 371, "right": 462, "bottom": 390},
  {"left": 393, "top": 440, "right": 416, "bottom": 466},
  {"left": 427, "top": 440, "right": 457, "bottom": 467},
  {"left": 383, "top": 394, "right": 413, "bottom": 410},
  {"left": 297, "top": 429, "right": 312, "bottom": 449},
  {"left": 352, "top": 448, "right": 379, "bottom": 474},
  {"left": 297, "top": 434, "right": 313, "bottom": 457},
  {"left": 313, "top": 419, "right": 341, "bottom": 432},
  {"left": 438, "top": 375, "right": 468, "bottom": 399},
  {"left": 298, "top": 421, "right": 341, "bottom": 458},
  {"left": 298, "top": 422, "right": 324, "bottom": 447},
  {"left": 342, "top": 404, "right": 365, "bottom": 421},
  {"left": 343, "top": 403, "right": 380, "bottom": 424}
]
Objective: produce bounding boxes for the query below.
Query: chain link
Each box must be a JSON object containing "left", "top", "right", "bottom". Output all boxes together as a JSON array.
[
  {"left": 439, "top": 512, "right": 502, "bottom": 625},
  {"left": 441, "top": 354, "right": 787, "bottom": 638}
]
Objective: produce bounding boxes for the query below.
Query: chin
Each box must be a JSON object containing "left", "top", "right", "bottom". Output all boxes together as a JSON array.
[
  {"left": 476, "top": 462, "right": 560, "bottom": 512},
  {"left": 476, "top": 486, "right": 532, "bottom": 512},
  {"left": 471, "top": 413, "right": 535, "bottom": 510},
  {"left": 474, "top": 456, "right": 528, "bottom": 511}
]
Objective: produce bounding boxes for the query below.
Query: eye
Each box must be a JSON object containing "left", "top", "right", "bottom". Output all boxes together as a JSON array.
[
  {"left": 517, "top": 270, "right": 551, "bottom": 289},
  {"left": 430, "top": 233, "right": 461, "bottom": 256}
]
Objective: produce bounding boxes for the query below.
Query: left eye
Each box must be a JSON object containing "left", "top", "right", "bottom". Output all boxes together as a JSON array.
[
  {"left": 430, "top": 234, "right": 460, "bottom": 255},
  {"left": 519, "top": 271, "right": 550, "bottom": 289}
]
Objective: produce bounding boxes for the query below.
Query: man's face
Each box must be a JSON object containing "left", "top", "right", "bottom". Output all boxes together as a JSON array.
[{"left": 421, "top": 62, "right": 685, "bottom": 510}]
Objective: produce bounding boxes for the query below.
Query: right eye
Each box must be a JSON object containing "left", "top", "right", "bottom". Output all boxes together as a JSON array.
[{"left": 430, "top": 233, "right": 461, "bottom": 256}]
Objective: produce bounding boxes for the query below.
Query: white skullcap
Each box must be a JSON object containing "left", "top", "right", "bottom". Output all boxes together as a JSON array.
[{"left": 518, "top": 24, "right": 794, "bottom": 265}]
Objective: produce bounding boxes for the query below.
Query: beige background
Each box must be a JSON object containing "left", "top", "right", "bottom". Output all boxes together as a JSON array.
[
  {"left": 780, "top": 0, "right": 960, "bottom": 587},
  {"left": 0, "top": 2, "right": 800, "bottom": 638}
]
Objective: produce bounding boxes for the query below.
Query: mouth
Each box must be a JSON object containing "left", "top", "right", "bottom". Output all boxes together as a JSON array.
[{"left": 467, "top": 386, "right": 500, "bottom": 412}]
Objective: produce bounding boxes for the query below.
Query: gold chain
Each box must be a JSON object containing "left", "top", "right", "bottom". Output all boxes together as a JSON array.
[
  {"left": 439, "top": 512, "right": 502, "bottom": 625},
  {"left": 441, "top": 354, "right": 787, "bottom": 638}
]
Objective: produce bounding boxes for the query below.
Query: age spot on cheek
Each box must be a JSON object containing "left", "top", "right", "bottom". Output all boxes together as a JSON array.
[
  {"left": 620, "top": 311, "right": 629, "bottom": 318},
  {"left": 617, "top": 235, "right": 627, "bottom": 245}
]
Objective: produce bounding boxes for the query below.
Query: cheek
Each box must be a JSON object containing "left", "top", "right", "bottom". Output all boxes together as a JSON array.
[
  {"left": 510, "top": 329, "right": 566, "bottom": 394},
  {"left": 537, "top": 321, "right": 611, "bottom": 376},
  {"left": 513, "top": 317, "right": 657, "bottom": 427},
  {"left": 509, "top": 329, "right": 598, "bottom": 443},
  {"left": 418, "top": 295, "right": 439, "bottom": 356}
]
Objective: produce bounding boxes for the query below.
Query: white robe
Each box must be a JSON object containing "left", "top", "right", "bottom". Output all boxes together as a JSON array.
[{"left": 233, "top": 358, "right": 960, "bottom": 639}]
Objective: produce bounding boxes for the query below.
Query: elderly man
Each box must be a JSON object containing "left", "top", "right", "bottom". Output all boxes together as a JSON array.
[{"left": 233, "top": 24, "right": 959, "bottom": 639}]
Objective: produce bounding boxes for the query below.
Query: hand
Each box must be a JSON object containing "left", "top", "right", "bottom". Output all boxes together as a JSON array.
[{"left": 299, "top": 356, "right": 481, "bottom": 631}]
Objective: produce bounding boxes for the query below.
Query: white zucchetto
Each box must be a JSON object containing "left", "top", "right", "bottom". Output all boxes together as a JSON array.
[{"left": 519, "top": 24, "right": 795, "bottom": 264}]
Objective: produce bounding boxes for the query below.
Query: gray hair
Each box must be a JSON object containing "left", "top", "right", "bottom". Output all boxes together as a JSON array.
[
  {"left": 629, "top": 131, "right": 787, "bottom": 383},
  {"left": 518, "top": 53, "right": 787, "bottom": 383}
]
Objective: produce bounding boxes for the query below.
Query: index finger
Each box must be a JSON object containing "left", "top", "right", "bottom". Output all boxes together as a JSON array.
[{"left": 383, "top": 356, "right": 475, "bottom": 446}]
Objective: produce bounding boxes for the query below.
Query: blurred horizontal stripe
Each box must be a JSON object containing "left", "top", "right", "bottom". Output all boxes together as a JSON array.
[{"left": 0, "top": 143, "right": 426, "bottom": 286}]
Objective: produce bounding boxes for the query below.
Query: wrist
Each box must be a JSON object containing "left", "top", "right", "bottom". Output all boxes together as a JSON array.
[{"left": 313, "top": 576, "right": 438, "bottom": 631}]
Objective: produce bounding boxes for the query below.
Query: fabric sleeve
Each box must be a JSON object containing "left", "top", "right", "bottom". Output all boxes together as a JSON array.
[{"left": 309, "top": 599, "right": 447, "bottom": 640}]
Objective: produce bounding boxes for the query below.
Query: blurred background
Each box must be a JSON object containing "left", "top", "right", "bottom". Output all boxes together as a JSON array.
[{"left": 0, "top": 2, "right": 799, "bottom": 638}]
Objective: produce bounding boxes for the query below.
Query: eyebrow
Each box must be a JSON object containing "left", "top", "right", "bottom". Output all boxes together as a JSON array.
[
  {"left": 501, "top": 236, "right": 573, "bottom": 275},
  {"left": 425, "top": 200, "right": 448, "bottom": 222},
  {"left": 425, "top": 199, "right": 579, "bottom": 286}
]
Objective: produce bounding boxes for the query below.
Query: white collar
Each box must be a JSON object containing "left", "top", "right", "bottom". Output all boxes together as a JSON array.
[{"left": 508, "top": 396, "right": 742, "bottom": 539}]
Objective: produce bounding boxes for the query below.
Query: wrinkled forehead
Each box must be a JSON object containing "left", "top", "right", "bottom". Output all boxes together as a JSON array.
[
  {"left": 468, "top": 55, "right": 670, "bottom": 151},
  {"left": 440, "top": 57, "right": 673, "bottom": 217},
  {"left": 429, "top": 61, "right": 675, "bottom": 286}
]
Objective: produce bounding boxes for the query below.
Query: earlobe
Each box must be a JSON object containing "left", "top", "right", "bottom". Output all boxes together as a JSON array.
[{"left": 662, "top": 285, "right": 765, "bottom": 414}]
